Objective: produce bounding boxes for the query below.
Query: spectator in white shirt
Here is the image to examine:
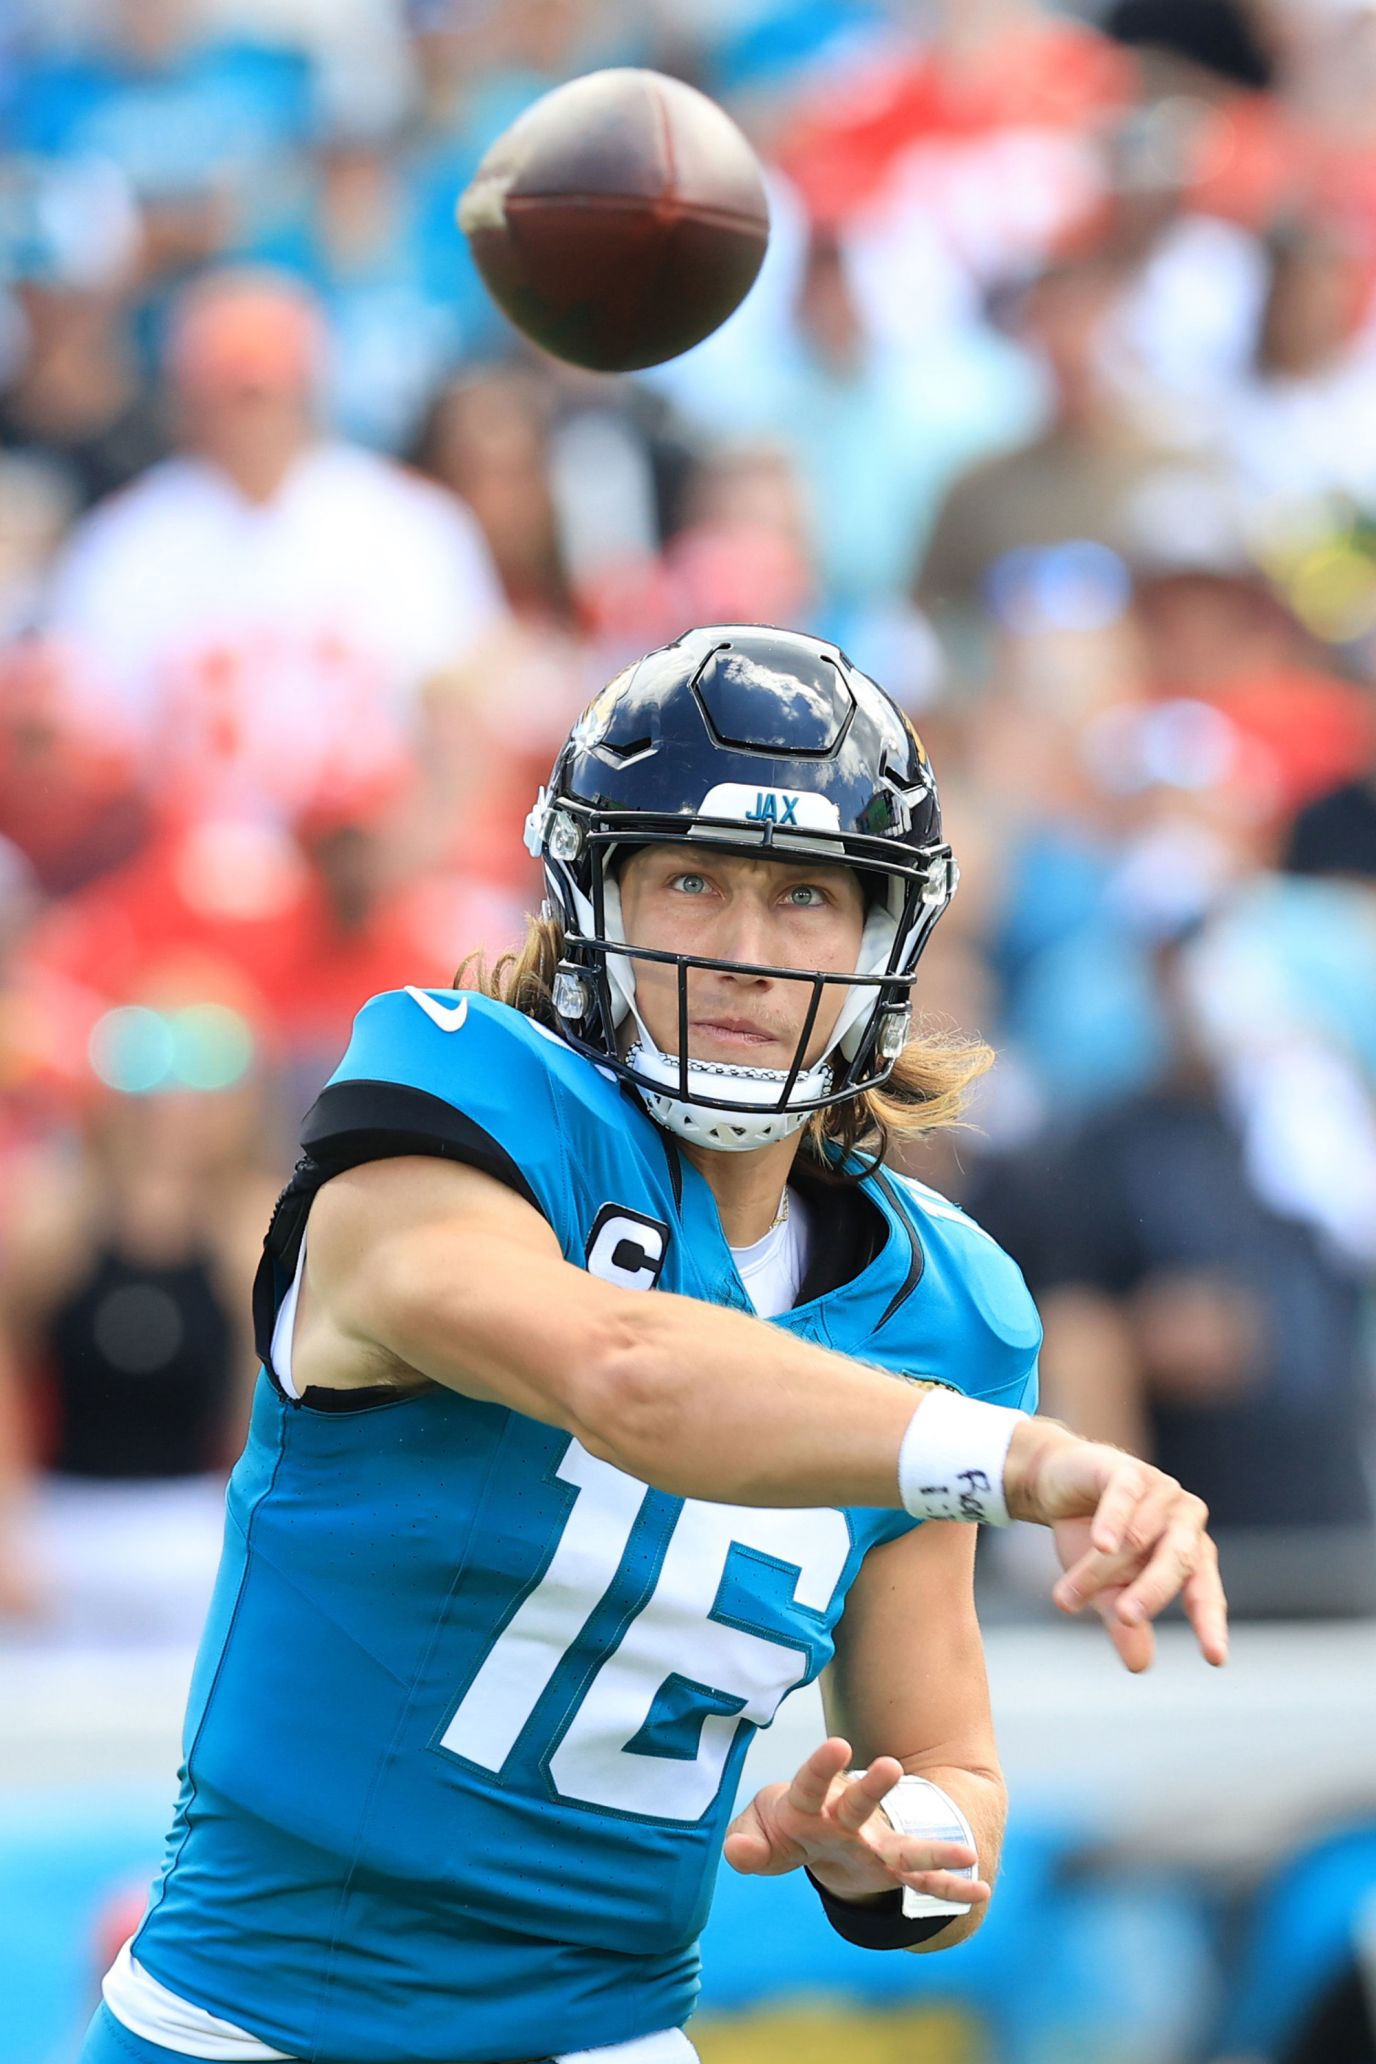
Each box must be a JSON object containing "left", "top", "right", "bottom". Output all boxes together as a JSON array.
[{"left": 42, "top": 269, "right": 507, "bottom": 819}]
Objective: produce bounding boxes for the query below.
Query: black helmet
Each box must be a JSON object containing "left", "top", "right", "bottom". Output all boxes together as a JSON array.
[{"left": 524, "top": 624, "right": 958, "bottom": 1150}]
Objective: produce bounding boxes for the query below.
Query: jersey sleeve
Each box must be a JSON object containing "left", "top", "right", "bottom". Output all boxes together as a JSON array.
[{"left": 297, "top": 989, "right": 581, "bottom": 1251}]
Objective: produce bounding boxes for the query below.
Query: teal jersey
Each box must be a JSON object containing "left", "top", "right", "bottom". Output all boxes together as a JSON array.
[{"left": 133, "top": 990, "right": 1041, "bottom": 2064}]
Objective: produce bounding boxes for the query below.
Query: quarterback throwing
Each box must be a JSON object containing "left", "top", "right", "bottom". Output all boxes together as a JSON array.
[{"left": 84, "top": 626, "right": 1225, "bottom": 2064}]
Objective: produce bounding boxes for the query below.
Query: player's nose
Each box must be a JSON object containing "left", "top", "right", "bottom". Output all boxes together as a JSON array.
[{"left": 715, "top": 889, "right": 781, "bottom": 972}]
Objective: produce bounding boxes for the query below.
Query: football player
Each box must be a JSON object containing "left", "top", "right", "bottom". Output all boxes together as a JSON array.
[{"left": 83, "top": 627, "right": 1226, "bottom": 2064}]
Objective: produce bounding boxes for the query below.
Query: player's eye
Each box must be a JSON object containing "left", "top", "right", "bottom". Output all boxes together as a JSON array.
[
  {"left": 783, "top": 883, "right": 826, "bottom": 907},
  {"left": 671, "top": 872, "right": 710, "bottom": 896}
]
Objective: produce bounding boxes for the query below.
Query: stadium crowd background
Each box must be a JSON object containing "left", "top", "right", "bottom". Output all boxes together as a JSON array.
[{"left": 2, "top": 1, "right": 1376, "bottom": 2060}]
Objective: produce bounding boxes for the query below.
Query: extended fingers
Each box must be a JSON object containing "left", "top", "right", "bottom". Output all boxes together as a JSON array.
[
  {"left": 1086, "top": 1457, "right": 1150, "bottom": 1555},
  {"left": 1056, "top": 1479, "right": 1228, "bottom": 1670},
  {"left": 1088, "top": 1585, "right": 1157, "bottom": 1673},
  {"left": 1057, "top": 1475, "right": 1191, "bottom": 1611},
  {"left": 889, "top": 1835, "right": 980, "bottom": 1877},
  {"left": 885, "top": 1831, "right": 986, "bottom": 1904},
  {"left": 1180, "top": 1534, "right": 1229, "bottom": 1666},
  {"left": 832, "top": 1756, "right": 904, "bottom": 1834},
  {"left": 1116, "top": 1492, "right": 1211, "bottom": 1626},
  {"left": 1077, "top": 1475, "right": 1181, "bottom": 1596},
  {"left": 816, "top": 1759, "right": 981, "bottom": 1876},
  {"left": 787, "top": 1737, "right": 852, "bottom": 1817},
  {"left": 897, "top": 1868, "right": 990, "bottom": 1907}
]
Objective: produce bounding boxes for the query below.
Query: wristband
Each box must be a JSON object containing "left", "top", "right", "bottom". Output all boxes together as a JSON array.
[
  {"left": 897, "top": 1386, "right": 1027, "bottom": 1525},
  {"left": 806, "top": 1773, "right": 978, "bottom": 1949},
  {"left": 881, "top": 1773, "right": 979, "bottom": 1919}
]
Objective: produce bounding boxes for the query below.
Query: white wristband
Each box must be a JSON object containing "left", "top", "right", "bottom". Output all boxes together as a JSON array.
[
  {"left": 872, "top": 1772, "right": 979, "bottom": 1919},
  {"left": 897, "top": 1387, "right": 1027, "bottom": 1526}
]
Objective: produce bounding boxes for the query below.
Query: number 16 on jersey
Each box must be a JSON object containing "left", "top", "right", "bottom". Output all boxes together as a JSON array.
[{"left": 439, "top": 1440, "right": 853, "bottom": 1823}]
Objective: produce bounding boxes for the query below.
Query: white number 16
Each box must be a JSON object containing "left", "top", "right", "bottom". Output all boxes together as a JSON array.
[{"left": 440, "top": 1441, "right": 852, "bottom": 1823}]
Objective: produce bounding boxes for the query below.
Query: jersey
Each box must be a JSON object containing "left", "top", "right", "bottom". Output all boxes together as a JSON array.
[{"left": 130, "top": 989, "right": 1042, "bottom": 2064}]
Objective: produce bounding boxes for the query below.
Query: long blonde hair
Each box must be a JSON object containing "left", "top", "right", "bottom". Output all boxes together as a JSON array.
[{"left": 457, "top": 913, "right": 993, "bottom": 1174}]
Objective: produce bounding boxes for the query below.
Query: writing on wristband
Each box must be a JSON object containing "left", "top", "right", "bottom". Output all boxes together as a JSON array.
[{"left": 897, "top": 1386, "right": 1027, "bottom": 1526}]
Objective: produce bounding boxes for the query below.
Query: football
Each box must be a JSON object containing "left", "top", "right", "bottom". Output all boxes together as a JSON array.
[{"left": 457, "top": 68, "right": 770, "bottom": 373}]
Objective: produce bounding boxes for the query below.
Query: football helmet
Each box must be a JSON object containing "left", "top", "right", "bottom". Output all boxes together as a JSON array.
[{"left": 525, "top": 624, "right": 957, "bottom": 1151}]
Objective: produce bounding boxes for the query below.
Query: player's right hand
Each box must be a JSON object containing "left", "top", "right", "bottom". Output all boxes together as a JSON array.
[
  {"left": 723, "top": 1736, "right": 990, "bottom": 1911},
  {"left": 1005, "top": 1424, "right": 1228, "bottom": 1672}
]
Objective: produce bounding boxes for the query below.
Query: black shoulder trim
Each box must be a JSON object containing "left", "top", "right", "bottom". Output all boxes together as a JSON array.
[
  {"left": 300, "top": 1078, "right": 541, "bottom": 1211},
  {"left": 662, "top": 1128, "right": 684, "bottom": 1211},
  {"left": 872, "top": 1169, "right": 925, "bottom": 1331},
  {"left": 251, "top": 1078, "right": 544, "bottom": 1413},
  {"left": 792, "top": 1159, "right": 885, "bottom": 1305},
  {"left": 294, "top": 1379, "right": 411, "bottom": 1412},
  {"left": 253, "top": 1158, "right": 314, "bottom": 1391}
]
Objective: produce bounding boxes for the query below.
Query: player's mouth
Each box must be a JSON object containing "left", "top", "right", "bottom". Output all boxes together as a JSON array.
[{"left": 691, "top": 1016, "right": 785, "bottom": 1052}]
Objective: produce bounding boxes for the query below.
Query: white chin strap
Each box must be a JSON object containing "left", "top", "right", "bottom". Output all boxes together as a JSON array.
[
  {"left": 568, "top": 860, "right": 908, "bottom": 1155},
  {"left": 624, "top": 1038, "right": 832, "bottom": 1152}
]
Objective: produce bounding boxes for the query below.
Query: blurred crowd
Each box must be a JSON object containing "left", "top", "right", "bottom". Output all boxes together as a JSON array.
[{"left": 0, "top": 0, "right": 1375, "bottom": 1646}]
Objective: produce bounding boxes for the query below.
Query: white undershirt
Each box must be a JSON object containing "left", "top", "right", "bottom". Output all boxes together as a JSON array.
[
  {"left": 104, "top": 1944, "right": 292, "bottom": 2061},
  {"left": 728, "top": 1185, "right": 812, "bottom": 1319},
  {"left": 104, "top": 1939, "right": 695, "bottom": 2062},
  {"left": 269, "top": 1232, "right": 307, "bottom": 1400}
]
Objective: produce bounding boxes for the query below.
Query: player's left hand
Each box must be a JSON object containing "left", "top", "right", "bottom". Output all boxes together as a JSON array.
[{"left": 723, "top": 1736, "right": 990, "bottom": 1911}]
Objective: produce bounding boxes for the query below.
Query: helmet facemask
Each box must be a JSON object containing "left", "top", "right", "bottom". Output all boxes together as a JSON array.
[
  {"left": 531, "top": 798, "right": 957, "bottom": 1153},
  {"left": 523, "top": 623, "right": 959, "bottom": 1155}
]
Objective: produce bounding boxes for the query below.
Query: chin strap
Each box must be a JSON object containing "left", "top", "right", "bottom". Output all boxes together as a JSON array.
[{"left": 623, "top": 1035, "right": 832, "bottom": 1152}]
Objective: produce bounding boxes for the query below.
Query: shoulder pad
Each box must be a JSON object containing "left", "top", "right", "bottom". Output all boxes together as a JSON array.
[{"left": 885, "top": 1172, "right": 1042, "bottom": 1409}]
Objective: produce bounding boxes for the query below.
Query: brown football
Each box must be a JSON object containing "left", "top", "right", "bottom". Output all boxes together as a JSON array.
[{"left": 457, "top": 68, "right": 770, "bottom": 373}]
